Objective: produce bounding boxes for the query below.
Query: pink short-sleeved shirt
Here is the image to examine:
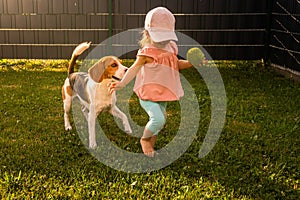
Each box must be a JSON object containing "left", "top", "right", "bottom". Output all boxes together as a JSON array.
[{"left": 133, "top": 41, "right": 184, "bottom": 101}]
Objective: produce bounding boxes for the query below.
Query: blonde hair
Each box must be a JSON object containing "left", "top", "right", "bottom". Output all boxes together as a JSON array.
[{"left": 139, "top": 30, "right": 170, "bottom": 48}]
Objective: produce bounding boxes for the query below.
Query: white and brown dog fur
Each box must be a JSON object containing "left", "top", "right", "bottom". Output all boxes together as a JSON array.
[{"left": 62, "top": 42, "right": 132, "bottom": 148}]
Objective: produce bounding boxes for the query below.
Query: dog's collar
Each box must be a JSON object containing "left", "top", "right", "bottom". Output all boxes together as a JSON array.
[{"left": 112, "top": 76, "right": 122, "bottom": 81}]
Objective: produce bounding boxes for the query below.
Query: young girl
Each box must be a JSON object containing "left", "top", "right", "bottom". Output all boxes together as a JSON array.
[{"left": 109, "top": 7, "right": 195, "bottom": 157}]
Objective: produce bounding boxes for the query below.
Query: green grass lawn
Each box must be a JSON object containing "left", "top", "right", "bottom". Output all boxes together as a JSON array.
[{"left": 0, "top": 59, "right": 299, "bottom": 199}]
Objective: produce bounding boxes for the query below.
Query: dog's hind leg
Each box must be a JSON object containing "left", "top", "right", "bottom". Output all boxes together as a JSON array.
[
  {"left": 81, "top": 105, "right": 89, "bottom": 121},
  {"left": 62, "top": 84, "right": 73, "bottom": 131},
  {"left": 88, "top": 105, "right": 98, "bottom": 149},
  {"left": 110, "top": 106, "right": 132, "bottom": 134}
]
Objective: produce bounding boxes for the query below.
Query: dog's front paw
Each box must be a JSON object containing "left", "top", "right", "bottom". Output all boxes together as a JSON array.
[
  {"left": 125, "top": 126, "right": 133, "bottom": 134},
  {"left": 89, "top": 142, "right": 97, "bottom": 149},
  {"left": 65, "top": 125, "right": 72, "bottom": 131}
]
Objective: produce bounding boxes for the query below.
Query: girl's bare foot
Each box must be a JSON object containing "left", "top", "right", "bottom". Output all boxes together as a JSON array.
[{"left": 140, "top": 137, "right": 155, "bottom": 157}]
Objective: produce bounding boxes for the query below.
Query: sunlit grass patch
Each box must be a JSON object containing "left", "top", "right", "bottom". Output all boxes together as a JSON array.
[{"left": 0, "top": 59, "right": 69, "bottom": 72}]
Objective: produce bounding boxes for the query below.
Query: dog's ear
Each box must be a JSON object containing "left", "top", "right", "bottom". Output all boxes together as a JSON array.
[{"left": 88, "top": 58, "right": 107, "bottom": 83}]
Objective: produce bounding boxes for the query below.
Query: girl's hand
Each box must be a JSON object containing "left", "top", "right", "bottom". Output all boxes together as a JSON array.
[
  {"left": 188, "top": 57, "right": 208, "bottom": 67},
  {"left": 107, "top": 55, "right": 148, "bottom": 94},
  {"left": 108, "top": 82, "right": 122, "bottom": 94},
  {"left": 200, "top": 59, "right": 208, "bottom": 66}
]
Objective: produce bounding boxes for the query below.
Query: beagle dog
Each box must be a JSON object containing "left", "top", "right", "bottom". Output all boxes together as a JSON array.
[{"left": 62, "top": 42, "right": 132, "bottom": 148}]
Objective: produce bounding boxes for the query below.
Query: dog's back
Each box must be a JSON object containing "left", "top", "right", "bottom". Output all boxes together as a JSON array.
[{"left": 68, "top": 72, "right": 89, "bottom": 103}]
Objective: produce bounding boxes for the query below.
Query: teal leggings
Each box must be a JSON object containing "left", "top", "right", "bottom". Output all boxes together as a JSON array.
[{"left": 139, "top": 99, "right": 167, "bottom": 135}]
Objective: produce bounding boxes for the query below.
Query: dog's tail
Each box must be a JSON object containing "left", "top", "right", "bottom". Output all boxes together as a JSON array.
[{"left": 68, "top": 42, "right": 91, "bottom": 76}]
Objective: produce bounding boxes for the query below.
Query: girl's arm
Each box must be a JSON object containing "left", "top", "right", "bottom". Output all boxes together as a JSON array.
[
  {"left": 109, "top": 55, "right": 153, "bottom": 93},
  {"left": 178, "top": 59, "right": 193, "bottom": 70},
  {"left": 178, "top": 59, "right": 208, "bottom": 70}
]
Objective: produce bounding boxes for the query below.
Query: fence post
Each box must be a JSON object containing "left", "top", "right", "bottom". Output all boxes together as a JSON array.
[
  {"left": 108, "top": 0, "right": 113, "bottom": 38},
  {"left": 107, "top": 0, "right": 113, "bottom": 54},
  {"left": 264, "top": 0, "right": 274, "bottom": 64}
]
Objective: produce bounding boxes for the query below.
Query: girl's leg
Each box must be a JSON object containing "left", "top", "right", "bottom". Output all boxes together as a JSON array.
[
  {"left": 139, "top": 100, "right": 167, "bottom": 157},
  {"left": 140, "top": 129, "right": 156, "bottom": 157}
]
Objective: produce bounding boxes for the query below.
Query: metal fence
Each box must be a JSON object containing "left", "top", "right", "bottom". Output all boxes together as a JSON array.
[
  {"left": 0, "top": 0, "right": 267, "bottom": 60},
  {"left": 268, "top": 0, "right": 300, "bottom": 72},
  {"left": 0, "top": 0, "right": 299, "bottom": 73}
]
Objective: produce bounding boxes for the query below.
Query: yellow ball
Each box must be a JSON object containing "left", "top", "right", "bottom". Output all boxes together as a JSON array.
[{"left": 186, "top": 47, "right": 205, "bottom": 67}]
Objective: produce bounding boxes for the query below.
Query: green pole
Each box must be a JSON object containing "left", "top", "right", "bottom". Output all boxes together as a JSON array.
[
  {"left": 264, "top": 0, "right": 274, "bottom": 64},
  {"left": 108, "top": 0, "right": 113, "bottom": 54},
  {"left": 108, "top": 0, "right": 113, "bottom": 38}
]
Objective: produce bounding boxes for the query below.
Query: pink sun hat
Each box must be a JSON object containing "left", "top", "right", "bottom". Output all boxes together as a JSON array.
[{"left": 144, "top": 7, "right": 178, "bottom": 43}]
